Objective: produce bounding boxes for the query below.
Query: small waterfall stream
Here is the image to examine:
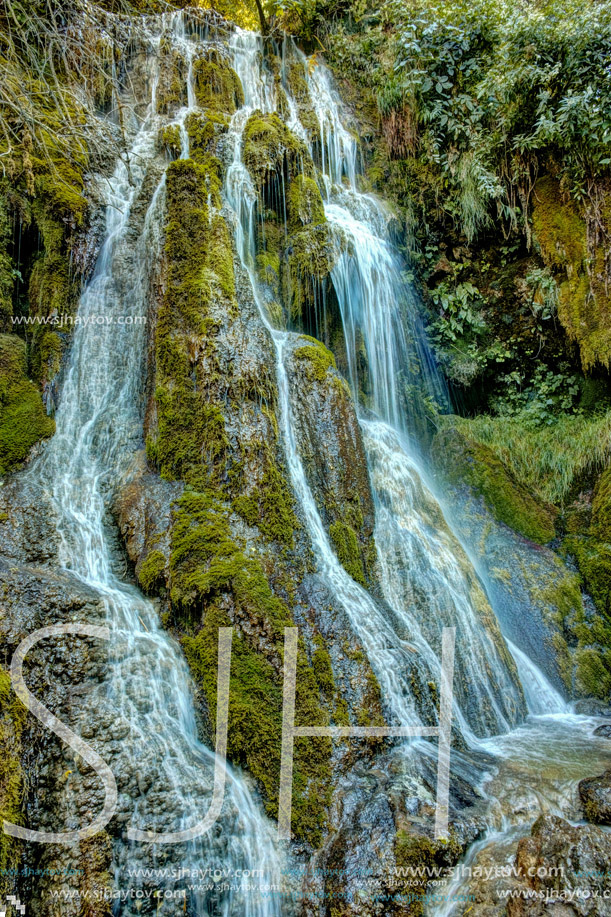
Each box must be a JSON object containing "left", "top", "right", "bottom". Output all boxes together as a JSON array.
[
  {"left": 226, "top": 26, "right": 611, "bottom": 915},
  {"left": 29, "top": 16, "right": 283, "bottom": 917}
]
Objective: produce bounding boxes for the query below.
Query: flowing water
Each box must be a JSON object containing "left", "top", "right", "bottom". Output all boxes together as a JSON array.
[
  {"left": 17, "top": 13, "right": 611, "bottom": 914},
  {"left": 29, "top": 16, "right": 283, "bottom": 917},
  {"left": 227, "top": 26, "right": 611, "bottom": 914}
]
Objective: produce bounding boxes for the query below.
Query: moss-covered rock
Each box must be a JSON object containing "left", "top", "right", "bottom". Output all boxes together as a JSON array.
[
  {"left": 532, "top": 176, "right": 611, "bottom": 372},
  {"left": 282, "top": 223, "right": 341, "bottom": 324},
  {"left": 0, "top": 334, "right": 55, "bottom": 475},
  {"left": 287, "top": 173, "right": 326, "bottom": 232},
  {"left": 172, "top": 491, "right": 332, "bottom": 845},
  {"left": 283, "top": 59, "right": 319, "bottom": 136},
  {"left": 152, "top": 157, "right": 236, "bottom": 490},
  {"left": 242, "top": 111, "right": 309, "bottom": 186},
  {"left": 432, "top": 424, "right": 557, "bottom": 545},
  {"left": 193, "top": 53, "right": 244, "bottom": 114},
  {"left": 0, "top": 667, "right": 25, "bottom": 894},
  {"left": 286, "top": 335, "right": 377, "bottom": 586}
]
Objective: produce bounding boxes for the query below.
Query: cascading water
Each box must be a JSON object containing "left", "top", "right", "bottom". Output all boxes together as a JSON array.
[
  {"left": 225, "top": 28, "right": 611, "bottom": 915},
  {"left": 227, "top": 29, "right": 525, "bottom": 743},
  {"left": 14, "top": 13, "right": 610, "bottom": 915},
  {"left": 28, "top": 16, "right": 283, "bottom": 916}
]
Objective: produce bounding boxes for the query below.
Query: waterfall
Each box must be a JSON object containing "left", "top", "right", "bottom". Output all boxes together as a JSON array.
[
  {"left": 226, "top": 30, "right": 527, "bottom": 739},
  {"left": 29, "top": 16, "right": 283, "bottom": 916},
  {"left": 13, "top": 13, "right": 589, "bottom": 913}
]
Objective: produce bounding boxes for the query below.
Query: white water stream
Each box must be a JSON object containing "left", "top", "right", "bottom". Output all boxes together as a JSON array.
[
  {"left": 30, "top": 17, "right": 283, "bottom": 917},
  {"left": 19, "top": 13, "right": 611, "bottom": 914}
]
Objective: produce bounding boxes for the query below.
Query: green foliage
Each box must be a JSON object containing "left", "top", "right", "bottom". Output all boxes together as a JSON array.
[
  {"left": 433, "top": 423, "right": 557, "bottom": 543},
  {"left": 452, "top": 411, "right": 611, "bottom": 506},
  {"left": 0, "top": 333, "right": 54, "bottom": 474}
]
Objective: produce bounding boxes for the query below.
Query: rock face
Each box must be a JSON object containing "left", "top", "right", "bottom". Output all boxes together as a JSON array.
[
  {"left": 432, "top": 424, "right": 588, "bottom": 698},
  {"left": 579, "top": 770, "right": 611, "bottom": 825},
  {"left": 285, "top": 334, "right": 377, "bottom": 586},
  {"left": 507, "top": 815, "right": 611, "bottom": 916},
  {"left": 0, "top": 556, "right": 112, "bottom": 916}
]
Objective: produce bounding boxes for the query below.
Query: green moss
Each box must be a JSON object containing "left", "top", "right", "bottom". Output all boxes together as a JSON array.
[
  {"left": 31, "top": 330, "right": 62, "bottom": 386},
  {"left": 193, "top": 55, "right": 244, "bottom": 114},
  {"left": 174, "top": 499, "right": 332, "bottom": 845},
  {"left": 0, "top": 190, "right": 14, "bottom": 327},
  {"left": 294, "top": 335, "right": 337, "bottom": 382},
  {"left": 575, "top": 646, "right": 611, "bottom": 698},
  {"left": 0, "top": 667, "right": 26, "bottom": 891},
  {"left": 591, "top": 468, "right": 611, "bottom": 543},
  {"left": 156, "top": 40, "right": 187, "bottom": 115},
  {"left": 329, "top": 520, "right": 367, "bottom": 586},
  {"left": 532, "top": 177, "right": 611, "bottom": 371},
  {"left": 159, "top": 124, "right": 181, "bottom": 158},
  {"left": 283, "top": 61, "right": 319, "bottom": 136},
  {"left": 242, "top": 111, "right": 309, "bottom": 185},
  {"left": 28, "top": 205, "right": 75, "bottom": 320},
  {"left": 138, "top": 549, "right": 167, "bottom": 594},
  {"left": 287, "top": 174, "right": 326, "bottom": 232},
  {"left": 566, "top": 537, "right": 611, "bottom": 619},
  {"left": 232, "top": 447, "right": 298, "bottom": 547},
  {"left": 151, "top": 158, "right": 237, "bottom": 489},
  {"left": 0, "top": 334, "right": 55, "bottom": 474},
  {"left": 394, "top": 830, "right": 462, "bottom": 916},
  {"left": 282, "top": 225, "right": 340, "bottom": 323},
  {"left": 185, "top": 112, "right": 229, "bottom": 162},
  {"left": 312, "top": 634, "right": 335, "bottom": 699},
  {"left": 432, "top": 426, "right": 557, "bottom": 544}
]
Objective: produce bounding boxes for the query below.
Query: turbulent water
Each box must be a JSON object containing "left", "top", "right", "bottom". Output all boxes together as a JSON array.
[{"left": 15, "top": 11, "right": 611, "bottom": 916}]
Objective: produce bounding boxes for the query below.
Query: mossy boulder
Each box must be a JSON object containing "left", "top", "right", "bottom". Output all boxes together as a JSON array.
[
  {"left": 242, "top": 111, "right": 309, "bottom": 186},
  {"left": 532, "top": 176, "right": 611, "bottom": 371},
  {"left": 287, "top": 173, "right": 326, "bottom": 232},
  {"left": 560, "top": 466, "right": 611, "bottom": 697},
  {"left": 283, "top": 59, "right": 319, "bottom": 136},
  {"left": 286, "top": 335, "right": 377, "bottom": 586},
  {"left": 155, "top": 37, "right": 188, "bottom": 115},
  {"left": 0, "top": 668, "right": 25, "bottom": 891},
  {"left": 432, "top": 424, "right": 557, "bottom": 545},
  {"left": 193, "top": 54, "right": 244, "bottom": 114},
  {"left": 172, "top": 491, "right": 332, "bottom": 845},
  {"left": 0, "top": 334, "right": 55, "bottom": 475},
  {"left": 282, "top": 223, "right": 341, "bottom": 324}
]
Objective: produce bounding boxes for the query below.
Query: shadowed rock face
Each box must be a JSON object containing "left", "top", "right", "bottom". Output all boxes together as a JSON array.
[{"left": 579, "top": 770, "right": 611, "bottom": 825}]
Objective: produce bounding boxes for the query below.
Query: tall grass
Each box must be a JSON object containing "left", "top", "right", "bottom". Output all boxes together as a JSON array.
[{"left": 447, "top": 411, "right": 611, "bottom": 505}]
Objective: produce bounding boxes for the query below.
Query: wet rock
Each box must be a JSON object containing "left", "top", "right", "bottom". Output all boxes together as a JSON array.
[
  {"left": 113, "top": 450, "right": 182, "bottom": 593},
  {"left": 579, "top": 770, "right": 611, "bottom": 825},
  {"left": 574, "top": 699, "right": 611, "bottom": 717},
  {"left": 507, "top": 814, "right": 611, "bottom": 916},
  {"left": 593, "top": 724, "right": 611, "bottom": 737},
  {"left": 430, "top": 457, "right": 579, "bottom": 698},
  {"left": 285, "top": 334, "right": 377, "bottom": 586}
]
